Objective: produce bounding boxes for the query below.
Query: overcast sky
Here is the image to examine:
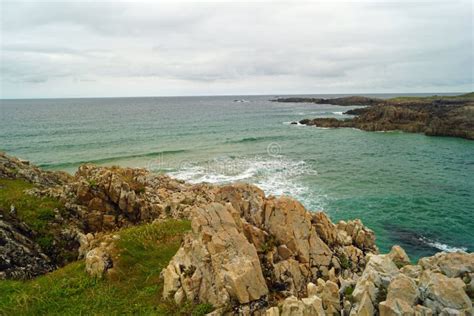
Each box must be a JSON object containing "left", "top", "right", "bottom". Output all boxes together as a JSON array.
[{"left": 1, "top": 1, "right": 472, "bottom": 98}]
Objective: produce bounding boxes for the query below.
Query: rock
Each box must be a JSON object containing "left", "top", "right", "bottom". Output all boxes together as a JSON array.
[
  {"left": 400, "top": 264, "right": 422, "bottom": 279},
  {"left": 162, "top": 203, "right": 268, "bottom": 308},
  {"left": 419, "top": 270, "right": 472, "bottom": 314},
  {"left": 379, "top": 274, "right": 419, "bottom": 316},
  {"left": 388, "top": 245, "right": 411, "bottom": 267},
  {"left": 281, "top": 295, "right": 325, "bottom": 316},
  {"left": 0, "top": 218, "right": 56, "bottom": 279},
  {"left": 301, "top": 295, "right": 325, "bottom": 315},
  {"left": 314, "top": 279, "right": 340, "bottom": 313},
  {"left": 85, "top": 247, "right": 112, "bottom": 278},
  {"left": 414, "top": 305, "right": 433, "bottom": 316},
  {"left": 418, "top": 252, "right": 474, "bottom": 278},
  {"left": 265, "top": 306, "right": 280, "bottom": 316}
]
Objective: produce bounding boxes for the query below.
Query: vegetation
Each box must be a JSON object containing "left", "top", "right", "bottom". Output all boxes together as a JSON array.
[
  {"left": 387, "top": 92, "right": 474, "bottom": 103},
  {"left": 0, "top": 219, "right": 214, "bottom": 315},
  {"left": 0, "top": 179, "right": 62, "bottom": 234}
]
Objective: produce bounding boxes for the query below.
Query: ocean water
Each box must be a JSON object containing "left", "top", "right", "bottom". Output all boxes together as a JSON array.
[{"left": 1, "top": 95, "right": 473, "bottom": 260}]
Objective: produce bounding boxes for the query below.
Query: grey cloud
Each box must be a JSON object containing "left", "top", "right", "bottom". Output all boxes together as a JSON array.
[{"left": 1, "top": 1, "right": 472, "bottom": 98}]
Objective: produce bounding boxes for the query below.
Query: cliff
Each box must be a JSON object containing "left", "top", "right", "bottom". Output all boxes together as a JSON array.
[
  {"left": 277, "top": 93, "right": 474, "bottom": 140},
  {"left": 1, "top": 152, "right": 473, "bottom": 315}
]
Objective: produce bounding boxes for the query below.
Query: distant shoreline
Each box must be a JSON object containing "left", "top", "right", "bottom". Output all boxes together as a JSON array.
[{"left": 275, "top": 92, "right": 474, "bottom": 140}]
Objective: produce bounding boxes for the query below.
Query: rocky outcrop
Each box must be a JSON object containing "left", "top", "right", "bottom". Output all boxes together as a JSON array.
[
  {"left": 1, "top": 153, "right": 473, "bottom": 315},
  {"left": 298, "top": 94, "right": 474, "bottom": 140},
  {"left": 271, "top": 96, "right": 383, "bottom": 106},
  {"left": 162, "top": 202, "right": 268, "bottom": 308},
  {"left": 163, "top": 186, "right": 379, "bottom": 312},
  {"left": 0, "top": 217, "right": 55, "bottom": 279},
  {"left": 0, "top": 152, "right": 71, "bottom": 187}
]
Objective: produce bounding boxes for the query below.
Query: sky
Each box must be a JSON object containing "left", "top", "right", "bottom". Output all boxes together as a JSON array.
[{"left": 0, "top": 0, "right": 473, "bottom": 98}]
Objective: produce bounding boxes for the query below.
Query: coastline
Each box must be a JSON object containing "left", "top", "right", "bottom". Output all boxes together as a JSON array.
[
  {"left": 1, "top": 152, "right": 473, "bottom": 315},
  {"left": 275, "top": 92, "right": 474, "bottom": 140}
]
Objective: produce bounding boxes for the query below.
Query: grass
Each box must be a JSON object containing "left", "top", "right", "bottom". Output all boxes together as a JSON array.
[
  {"left": 0, "top": 179, "right": 62, "bottom": 234},
  {"left": 387, "top": 92, "right": 474, "bottom": 103},
  {"left": 0, "top": 219, "right": 214, "bottom": 315},
  {"left": 0, "top": 178, "right": 68, "bottom": 257}
]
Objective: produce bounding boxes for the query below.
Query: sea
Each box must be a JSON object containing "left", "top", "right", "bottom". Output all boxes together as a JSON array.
[{"left": 1, "top": 94, "right": 473, "bottom": 260}]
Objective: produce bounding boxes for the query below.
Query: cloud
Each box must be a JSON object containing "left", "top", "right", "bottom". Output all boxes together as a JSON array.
[{"left": 0, "top": 1, "right": 472, "bottom": 98}]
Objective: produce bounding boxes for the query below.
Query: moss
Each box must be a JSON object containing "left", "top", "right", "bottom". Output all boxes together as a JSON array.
[
  {"left": 87, "top": 179, "right": 98, "bottom": 189},
  {"left": 339, "top": 253, "right": 352, "bottom": 269},
  {"left": 192, "top": 303, "right": 214, "bottom": 316},
  {"left": 0, "top": 219, "right": 213, "bottom": 315},
  {"left": 344, "top": 285, "right": 355, "bottom": 302}
]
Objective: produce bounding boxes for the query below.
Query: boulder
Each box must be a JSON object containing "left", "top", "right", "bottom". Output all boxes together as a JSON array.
[
  {"left": 418, "top": 252, "right": 474, "bottom": 278},
  {"left": 162, "top": 203, "right": 268, "bottom": 308},
  {"left": 388, "top": 245, "right": 411, "bottom": 267},
  {"left": 85, "top": 247, "right": 112, "bottom": 278},
  {"left": 419, "top": 270, "right": 472, "bottom": 314}
]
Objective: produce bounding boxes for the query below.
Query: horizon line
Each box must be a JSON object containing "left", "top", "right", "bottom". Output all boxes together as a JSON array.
[{"left": 0, "top": 91, "right": 471, "bottom": 101}]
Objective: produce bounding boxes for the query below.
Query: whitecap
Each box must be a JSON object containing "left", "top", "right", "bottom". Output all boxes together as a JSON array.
[
  {"left": 167, "top": 155, "right": 325, "bottom": 210},
  {"left": 419, "top": 237, "right": 467, "bottom": 252},
  {"left": 332, "top": 111, "right": 344, "bottom": 115}
]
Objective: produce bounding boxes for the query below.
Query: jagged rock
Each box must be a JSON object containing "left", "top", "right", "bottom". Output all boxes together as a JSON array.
[
  {"left": 85, "top": 247, "right": 112, "bottom": 278},
  {"left": 314, "top": 278, "right": 340, "bottom": 313},
  {"left": 162, "top": 203, "right": 268, "bottom": 308},
  {"left": 419, "top": 270, "right": 472, "bottom": 314},
  {"left": 351, "top": 253, "right": 400, "bottom": 314},
  {"left": 265, "top": 306, "right": 280, "bottom": 316},
  {"left": 418, "top": 252, "right": 474, "bottom": 278},
  {"left": 0, "top": 152, "right": 71, "bottom": 187},
  {"left": 379, "top": 274, "right": 419, "bottom": 315},
  {"left": 388, "top": 245, "right": 411, "bottom": 267},
  {"left": 281, "top": 295, "right": 325, "bottom": 316},
  {"left": 415, "top": 305, "right": 433, "bottom": 316},
  {"left": 400, "top": 264, "right": 422, "bottom": 279},
  {"left": 0, "top": 218, "right": 56, "bottom": 279}
]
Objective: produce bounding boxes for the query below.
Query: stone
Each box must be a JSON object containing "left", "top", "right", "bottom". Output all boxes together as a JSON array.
[
  {"left": 388, "top": 245, "right": 411, "bottom": 267},
  {"left": 85, "top": 247, "right": 112, "bottom": 278},
  {"left": 0, "top": 219, "right": 56, "bottom": 280},
  {"left": 162, "top": 203, "right": 268, "bottom": 308},
  {"left": 419, "top": 270, "right": 472, "bottom": 313},
  {"left": 265, "top": 307, "right": 280, "bottom": 316},
  {"left": 385, "top": 273, "right": 419, "bottom": 305},
  {"left": 414, "top": 305, "right": 433, "bottom": 316},
  {"left": 419, "top": 252, "right": 474, "bottom": 278}
]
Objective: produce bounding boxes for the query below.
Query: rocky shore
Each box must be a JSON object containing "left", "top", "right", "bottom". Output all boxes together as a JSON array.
[
  {"left": 1, "top": 152, "right": 473, "bottom": 315},
  {"left": 278, "top": 93, "right": 474, "bottom": 140}
]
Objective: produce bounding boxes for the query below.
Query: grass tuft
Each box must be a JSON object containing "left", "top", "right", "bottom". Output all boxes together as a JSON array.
[{"left": 0, "top": 219, "right": 214, "bottom": 315}]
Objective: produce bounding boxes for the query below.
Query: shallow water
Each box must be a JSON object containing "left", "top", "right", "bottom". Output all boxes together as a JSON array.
[{"left": 1, "top": 94, "right": 473, "bottom": 260}]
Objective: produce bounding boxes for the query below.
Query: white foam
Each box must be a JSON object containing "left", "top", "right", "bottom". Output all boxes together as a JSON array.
[
  {"left": 419, "top": 237, "right": 467, "bottom": 253},
  {"left": 332, "top": 111, "right": 344, "bottom": 115},
  {"left": 168, "top": 155, "right": 326, "bottom": 210}
]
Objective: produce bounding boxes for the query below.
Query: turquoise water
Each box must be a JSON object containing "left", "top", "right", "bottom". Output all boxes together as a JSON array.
[{"left": 1, "top": 95, "right": 473, "bottom": 260}]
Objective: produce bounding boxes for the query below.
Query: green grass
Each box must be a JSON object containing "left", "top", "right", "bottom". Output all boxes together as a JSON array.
[
  {"left": 387, "top": 92, "right": 474, "bottom": 103},
  {"left": 0, "top": 219, "right": 213, "bottom": 315},
  {"left": 0, "top": 179, "right": 62, "bottom": 234}
]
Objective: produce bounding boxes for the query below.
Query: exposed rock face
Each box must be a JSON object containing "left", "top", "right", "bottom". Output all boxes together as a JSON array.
[
  {"left": 300, "top": 100, "right": 474, "bottom": 140},
  {"left": 68, "top": 164, "right": 217, "bottom": 232},
  {"left": 0, "top": 152, "right": 71, "bottom": 187},
  {"left": 0, "top": 217, "right": 56, "bottom": 279},
  {"left": 272, "top": 96, "right": 383, "bottom": 106},
  {"left": 162, "top": 202, "right": 268, "bottom": 308},
  {"left": 163, "top": 186, "right": 379, "bottom": 312},
  {"left": 1, "top": 153, "right": 473, "bottom": 315}
]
